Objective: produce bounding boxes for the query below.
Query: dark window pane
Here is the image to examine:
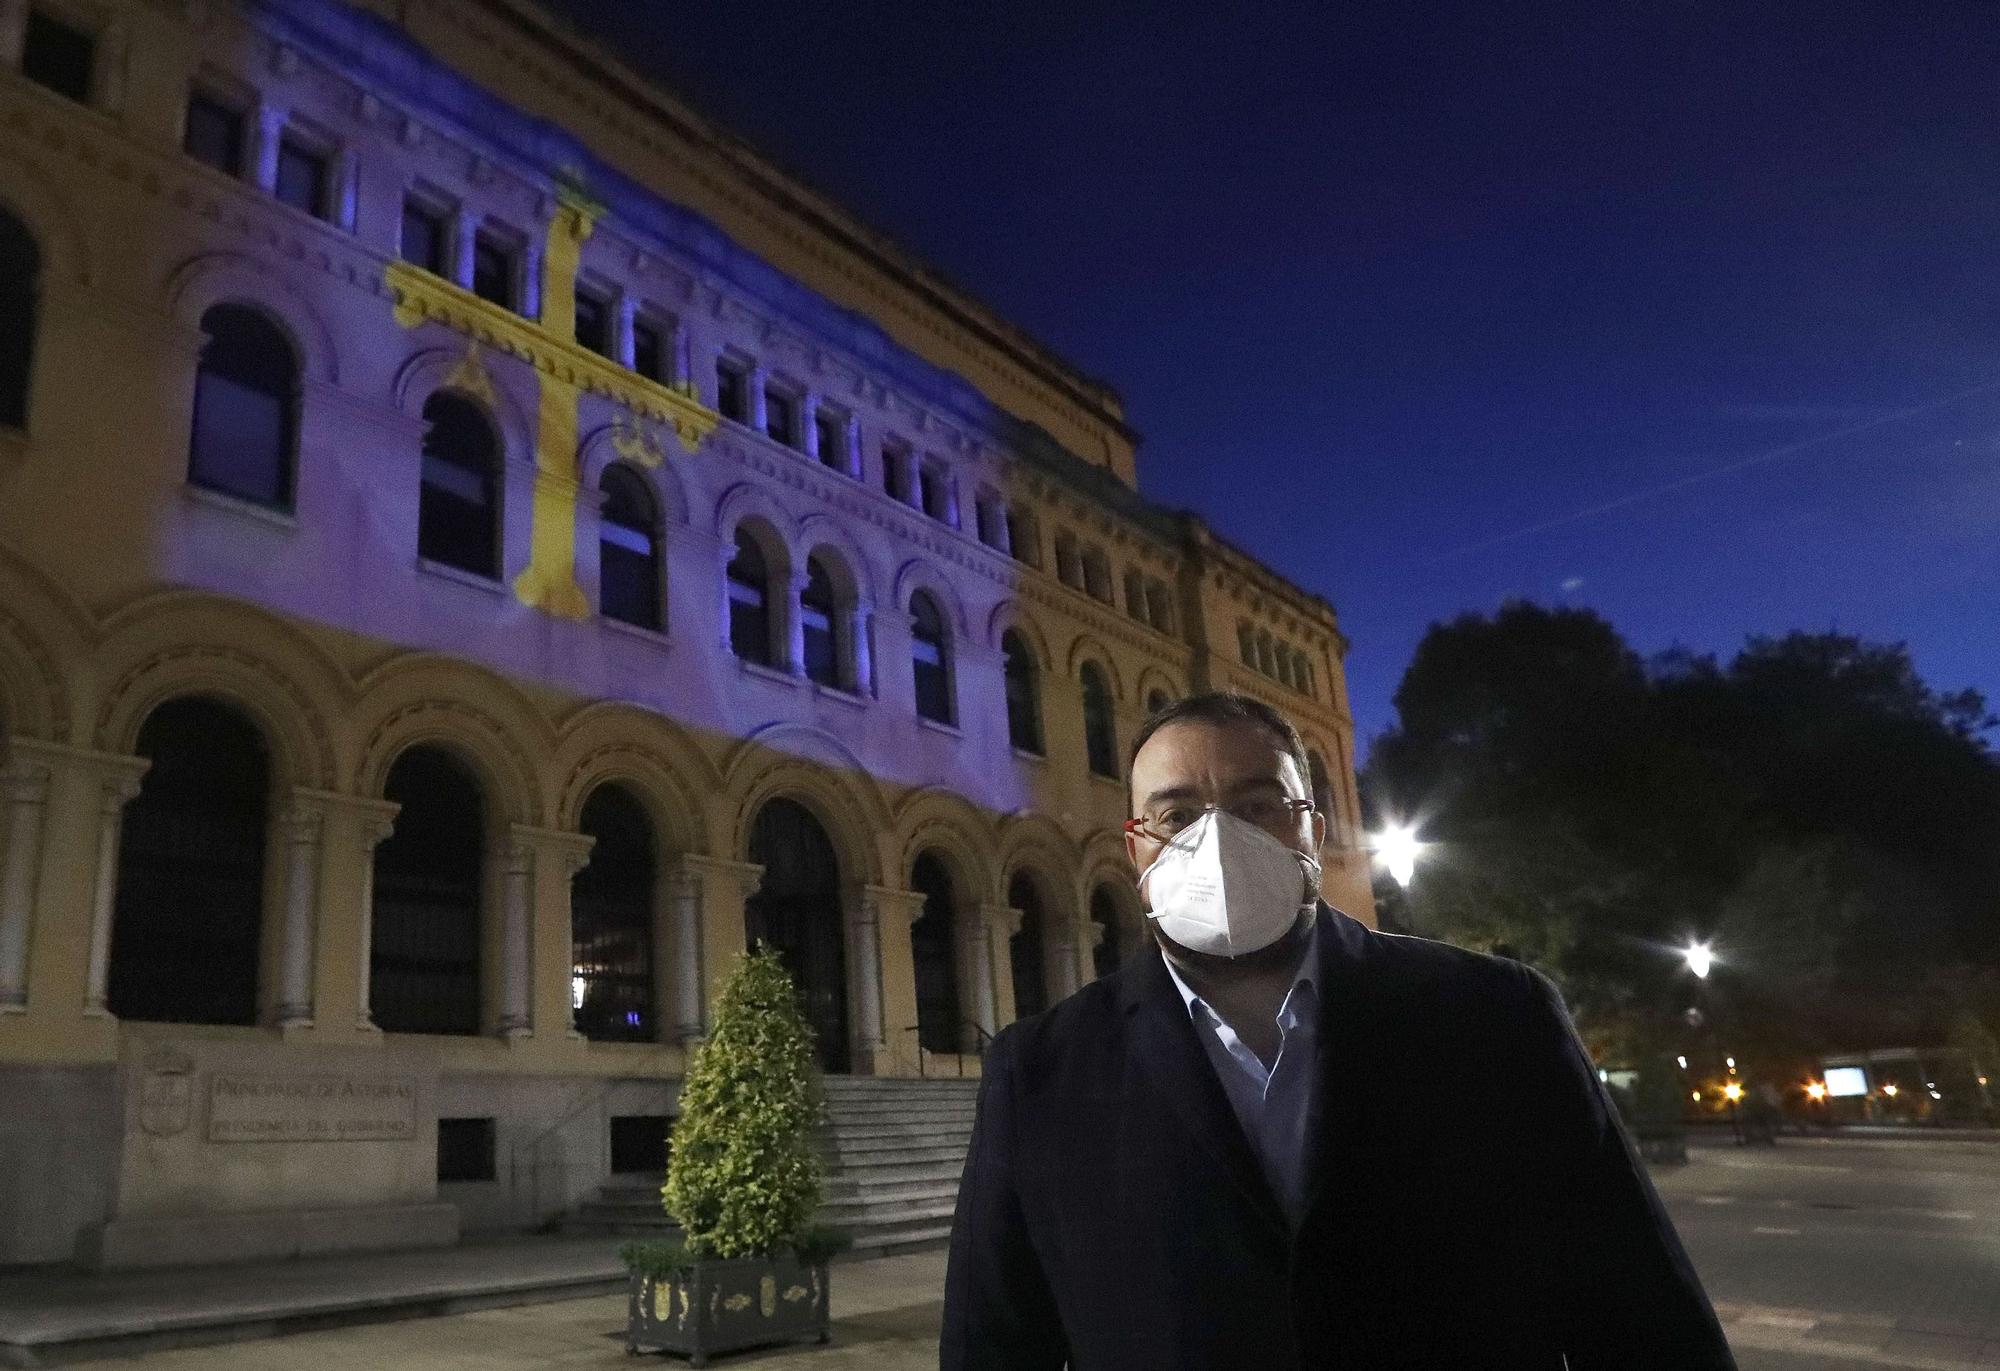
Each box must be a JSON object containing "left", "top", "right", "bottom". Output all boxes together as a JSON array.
[
  {"left": 418, "top": 393, "right": 499, "bottom": 577},
  {"left": 1003, "top": 631, "right": 1041, "bottom": 754},
  {"left": 437, "top": 1118, "right": 495, "bottom": 1182},
  {"left": 919, "top": 466, "right": 946, "bottom": 520},
  {"left": 881, "top": 447, "right": 901, "bottom": 498},
  {"left": 22, "top": 10, "right": 93, "bottom": 103},
  {"left": 911, "top": 593, "right": 951, "bottom": 724},
  {"left": 599, "top": 465, "right": 659, "bottom": 630},
  {"left": 107, "top": 698, "right": 267, "bottom": 1026},
  {"left": 727, "top": 531, "right": 772, "bottom": 664},
  {"left": 815, "top": 412, "right": 845, "bottom": 470},
  {"left": 1081, "top": 664, "right": 1117, "bottom": 778},
  {"left": 0, "top": 210, "right": 40, "bottom": 429},
  {"left": 1005, "top": 509, "right": 1032, "bottom": 563},
  {"left": 274, "top": 139, "right": 328, "bottom": 219},
  {"left": 716, "top": 363, "right": 747, "bottom": 422},
  {"left": 184, "top": 94, "right": 244, "bottom": 176},
  {"left": 801, "top": 558, "right": 838, "bottom": 687},
  {"left": 471, "top": 234, "right": 513, "bottom": 309},
  {"left": 609, "top": 1116, "right": 671, "bottom": 1175},
  {"left": 574, "top": 785, "right": 656, "bottom": 1042},
  {"left": 188, "top": 305, "right": 297, "bottom": 509},
  {"left": 574, "top": 289, "right": 610, "bottom": 356},
  {"left": 744, "top": 798, "right": 849, "bottom": 1073},
  {"left": 400, "top": 201, "right": 447, "bottom": 274},
  {"left": 910, "top": 854, "right": 961, "bottom": 1054},
  {"left": 374, "top": 747, "right": 483, "bottom": 1035},
  {"left": 632, "top": 319, "right": 664, "bottom": 381},
  {"left": 764, "top": 389, "right": 795, "bottom": 446},
  {"left": 1008, "top": 873, "right": 1048, "bottom": 1019}
]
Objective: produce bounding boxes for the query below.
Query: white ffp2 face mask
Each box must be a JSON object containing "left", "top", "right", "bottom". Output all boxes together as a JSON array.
[{"left": 1136, "top": 809, "right": 1320, "bottom": 958}]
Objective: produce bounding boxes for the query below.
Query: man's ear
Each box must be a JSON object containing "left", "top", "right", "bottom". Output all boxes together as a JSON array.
[
  {"left": 1310, "top": 809, "right": 1328, "bottom": 857},
  {"left": 1123, "top": 826, "right": 1140, "bottom": 870}
]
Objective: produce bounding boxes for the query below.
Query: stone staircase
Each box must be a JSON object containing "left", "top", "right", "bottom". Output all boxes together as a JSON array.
[{"left": 565, "top": 1076, "right": 982, "bottom": 1256}]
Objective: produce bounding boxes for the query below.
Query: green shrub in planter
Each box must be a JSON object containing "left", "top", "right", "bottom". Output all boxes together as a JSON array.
[{"left": 624, "top": 945, "right": 846, "bottom": 1362}]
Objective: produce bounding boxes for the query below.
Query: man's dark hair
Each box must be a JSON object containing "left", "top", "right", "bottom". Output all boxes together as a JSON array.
[{"left": 1127, "top": 692, "right": 1313, "bottom": 812}]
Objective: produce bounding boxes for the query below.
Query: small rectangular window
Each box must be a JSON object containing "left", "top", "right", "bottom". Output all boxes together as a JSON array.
[
  {"left": 22, "top": 10, "right": 94, "bottom": 104},
  {"left": 919, "top": 464, "right": 951, "bottom": 523},
  {"left": 882, "top": 445, "right": 904, "bottom": 499},
  {"left": 400, "top": 199, "right": 448, "bottom": 275},
  {"left": 184, "top": 94, "right": 245, "bottom": 176},
  {"left": 609, "top": 1116, "right": 673, "bottom": 1176},
  {"left": 764, "top": 387, "right": 796, "bottom": 447},
  {"left": 716, "top": 359, "right": 749, "bottom": 423},
  {"left": 632, "top": 317, "right": 666, "bottom": 382},
  {"left": 437, "top": 1117, "right": 496, "bottom": 1183},
  {"left": 814, "top": 410, "right": 846, "bottom": 472},
  {"left": 274, "top": 137, "right": 329, "bottom": 219},
  {"left": 574, "top": 287, "right": 611, "bottom": 356},
  {"left": 471, "top": 232, "right": 515, "bottom": 309}
]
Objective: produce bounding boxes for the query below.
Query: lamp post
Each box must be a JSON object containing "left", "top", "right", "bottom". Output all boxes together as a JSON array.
[{"left": 1369, "top": 822, "right": 1425, "bottom": 889}]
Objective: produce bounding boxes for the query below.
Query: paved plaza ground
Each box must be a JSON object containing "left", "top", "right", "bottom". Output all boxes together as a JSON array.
[{"left": 15, "top": 1131, "right": 2000, "bottom": 1370}]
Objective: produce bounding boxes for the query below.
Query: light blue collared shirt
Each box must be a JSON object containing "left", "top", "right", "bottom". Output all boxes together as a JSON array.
[{"left": 1159, "top": 914, "right": 1320, "bottom": 1227}]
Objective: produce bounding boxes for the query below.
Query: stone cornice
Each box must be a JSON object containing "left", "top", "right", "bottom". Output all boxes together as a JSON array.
[{"left": 384, "top": 260, "right": 719, "bottom": 452}]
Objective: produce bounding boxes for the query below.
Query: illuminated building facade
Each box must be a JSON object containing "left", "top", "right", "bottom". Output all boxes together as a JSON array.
[{"left": 0, "top": 0, "right": 1373, "bottom": 1265}]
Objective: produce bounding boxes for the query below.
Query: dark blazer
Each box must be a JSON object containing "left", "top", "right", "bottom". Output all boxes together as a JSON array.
[{"left": 941, "top": 905, "right": 1735, "bottom": 1370}]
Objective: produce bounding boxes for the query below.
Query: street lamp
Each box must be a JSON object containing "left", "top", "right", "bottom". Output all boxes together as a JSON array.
[
  {"left": 1683, "top": 941, "right": 1715, "bottom": 979},
  {"left": 1370, "top": 822, "right": 1425, "bottom": 888}
]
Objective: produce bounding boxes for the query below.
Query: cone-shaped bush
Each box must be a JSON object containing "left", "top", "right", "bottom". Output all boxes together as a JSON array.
[{"left": 662, "top": 943, "right": 823, "bottom": 1258}]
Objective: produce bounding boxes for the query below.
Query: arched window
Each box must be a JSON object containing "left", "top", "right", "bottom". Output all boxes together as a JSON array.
[
  {"left": 911, "top": 852, "right": 962, "bottom": 1054},
  {"left": 1007, "top": 871, "right": 1048, "bottom": 1020},
  {"left": 108, "top": 697, "right": 267, "bottom": 1025},
  {"left": 910, "top": 590, "right": 952, "bottom": 725},
  {"left": 599, "top": 463, "right": 661, "bottom": 631},
  {"left": 1090, "top": 884, "right": 1124, "bottom": 980},
  {"left": 801, "top": 555, "right": 840, "bottom": 688},
  {"left": 572, "top": 783, "right": 655, "bottom": 1043},
  {"left": 726, "top": 529, "right": 775, "bottom": 666},
  {"left": 1080, "top": 662, "right": 1117, "bottom": 779},
  {"left": 418, "top": 392, "right": 500, "bottom": 578},
  {"left": 1001, "top": 629, "right": 1041, "bottom": 754},
  {"left": 0, "top": 209, "right": 40, "bottom": 429},
  {"left": 187, "top": 304, "right": 298, "bottom": 509},
  {"left": 372, "top": 747, "right": 483, "bottom": 1035},
  {"left": 745, "top": 797, "right": 848, "bottom": 1072}
]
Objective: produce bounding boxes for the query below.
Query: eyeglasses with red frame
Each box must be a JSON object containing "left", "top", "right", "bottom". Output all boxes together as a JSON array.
[{"left": 1123, "top": 797, "right": 1316, "bottom": 846}]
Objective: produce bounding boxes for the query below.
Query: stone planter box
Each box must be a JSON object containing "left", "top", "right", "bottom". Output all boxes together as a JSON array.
[{"left": 626, "top": 1253, "right": 830, "bottom": 1364}]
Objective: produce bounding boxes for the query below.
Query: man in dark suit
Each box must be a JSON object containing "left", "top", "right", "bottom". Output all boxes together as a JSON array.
[{"left": 941, "top": 692, "right": 1735, "bottom": 1369}]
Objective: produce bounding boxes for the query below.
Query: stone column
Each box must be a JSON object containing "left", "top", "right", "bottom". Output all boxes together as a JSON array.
[
  {"left": 615, "top": 295, "right": 638, "bottom": 369},
  {"left": 749, "top": 367, "right": 770, "bottom": 434},
  {"left": 844, "top": 886, "right": 892, "bottom": 1071},
  {"left": 784, "top": 571, "right": 809, "bottom": 677},
  {"left": 272, "top": 798, "right": 326, "bottom": 1028},
  {"left": 82, "top": 767, "right": 148, "bottom": 1017},
  {"left": 863, "top": 885, "right": 926, "bottom": 1077},
  {"left": 660, "top": 861, "right": 705, "bottom": 1044},
  {"left": 352, "top": 807, "right": 398, "bottom": 1032},
  {"left": 802, "top": 391, "right": 823, "bottom": 462},
  {"left": 451, "top": 213, "right": 478, "bottom": 291},
  {"left": 0, "top": 759, "right": 52, "bottom": 1012},
  {"left": 850, "top": 599, "right": 875, "bottom": 699},
  {"left": 967, "top": 905, "right": 1016, "bottom": 1044},
  {"left": 498, "top": 832, "right": 535, "bottom": 1038},
  {"left": 1079, "top": 913, "right": 1108, "bottom": 985},
  {"left": 679, "top": 855, "right": 763, "bottom": 1022},
  {"left": 1045, "top": 916, "right": 1080, "bottom": 1001},
  {"left": 979, "top": 904, "right": 1023, "bottom": 1030},
  {"left": 251, "top": 103, "right": 286, "bottom": 194}
]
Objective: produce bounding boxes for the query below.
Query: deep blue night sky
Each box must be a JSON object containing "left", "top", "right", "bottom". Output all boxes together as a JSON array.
[{"left": 549, "top": 0, "right": 2000, "bottom": 758}]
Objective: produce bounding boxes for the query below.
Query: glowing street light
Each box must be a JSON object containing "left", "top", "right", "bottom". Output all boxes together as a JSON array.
[
  {"left": 1881, "top": 1083, "right": 1900, "bottom": 1099},
  {"left": 1682, "top": 941, "right": 1715, "bottom": 979},
  {"left": 1370, "top": 822, "right": 1425, "bottom": 888},
  {"left": 1805, "top": 1081, "right": 1827, "bottom": 1101},
  {"left": 1723, "top": 1082, "right": 1744, "bottom": 1103}
]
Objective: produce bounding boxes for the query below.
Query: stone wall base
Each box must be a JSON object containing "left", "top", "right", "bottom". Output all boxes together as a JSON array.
[{"left": 81, "top": 1202, "right": 460, "bottom": 1270}]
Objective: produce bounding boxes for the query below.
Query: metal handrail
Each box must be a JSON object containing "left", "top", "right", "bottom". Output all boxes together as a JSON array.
[{"left": 904, "top": 1020, "right": 994, "bottom": 1078}]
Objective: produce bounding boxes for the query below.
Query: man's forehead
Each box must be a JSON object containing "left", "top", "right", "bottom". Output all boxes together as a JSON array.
[{"left": 1132, "top": 718, "right": 1294, "bottom": 786}]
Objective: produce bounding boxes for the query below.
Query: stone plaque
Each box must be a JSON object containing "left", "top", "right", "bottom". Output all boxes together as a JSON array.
[
  {"left": 138, "top": 1049, "right": 195, "bottom": 1138},
  {"left": 207, "top": 1073, "right": 417, "bottom": 1143}
]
